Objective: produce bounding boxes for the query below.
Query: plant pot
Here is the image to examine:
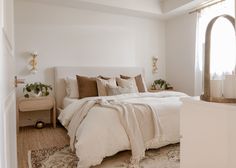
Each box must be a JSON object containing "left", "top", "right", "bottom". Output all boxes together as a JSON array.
[{"left": 30, "top": 91, "right": 42, "bottom": 97}]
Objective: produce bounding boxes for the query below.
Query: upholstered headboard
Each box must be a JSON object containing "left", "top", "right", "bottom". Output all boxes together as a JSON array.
[{"left": 54, "top": 66, "right": 145, "bottom": 109}]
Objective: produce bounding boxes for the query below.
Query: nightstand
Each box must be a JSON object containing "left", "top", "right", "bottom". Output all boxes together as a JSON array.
[
  {"left": 148, "top": 89, "right": 174, "bottom": 92},
  {"left": 17, "top": 96, "right": 56, "bottom": 132}
]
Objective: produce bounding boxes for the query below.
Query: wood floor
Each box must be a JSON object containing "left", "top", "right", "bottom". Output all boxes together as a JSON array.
[{"left": 17, "top": 125, "right": 69, "bottom": 168}]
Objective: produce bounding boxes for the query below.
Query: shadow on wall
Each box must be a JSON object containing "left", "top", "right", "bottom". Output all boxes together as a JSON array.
[{"left": 17, "top": 51, "right": 32, "bottom": 76}]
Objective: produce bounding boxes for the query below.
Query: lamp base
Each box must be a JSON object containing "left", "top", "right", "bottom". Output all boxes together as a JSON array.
[{"left": 200, "top": 94, "right": 236, "bottom": 103}]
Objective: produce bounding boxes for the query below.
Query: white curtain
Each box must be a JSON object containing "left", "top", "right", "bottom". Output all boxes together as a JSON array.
[{"left": 195, "top": 0, "right": 235, "bottom": 95}]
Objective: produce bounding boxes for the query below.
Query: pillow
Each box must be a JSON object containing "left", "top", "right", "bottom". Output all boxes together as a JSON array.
[
  {"left": 76, "top": 75, "right": 98, "bottom": 99},
  {"left": 97, "top": 75, "right": 110, "bottom": 80},
  {"left": 106, "top": 84, "right": 136, "bottom": 96},
  {"left": 116, "top": 77, "right": 138, "bottom": 93},
  {"left": 64, "top": 77, "right": 79, "bottom": 98},
  {"left": 96, "top": 77, "right": 117, "bottom": 96},
  {"left": 120, "top": 74, "right": 147, "bottom": 92}
]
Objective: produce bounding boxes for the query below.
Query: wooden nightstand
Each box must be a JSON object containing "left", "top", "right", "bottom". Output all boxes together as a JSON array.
[
  {"left": 17, "top": 96, "right": 56, "bottom": 132},
  {"left": 148, "top": 89, "right": 174, "bottom": 92}
]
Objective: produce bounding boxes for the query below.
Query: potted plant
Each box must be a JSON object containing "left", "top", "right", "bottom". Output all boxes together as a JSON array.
[
  {"left": 152, "top": 79, "right": 173, "bottom": 90},
  {"left": 23, "top": 82, "right": 52, "bottom": 98}
]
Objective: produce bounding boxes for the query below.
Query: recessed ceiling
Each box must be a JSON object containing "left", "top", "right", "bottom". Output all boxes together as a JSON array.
[{"left": 21, "top": 0, "right": 209, "bottom": 19}]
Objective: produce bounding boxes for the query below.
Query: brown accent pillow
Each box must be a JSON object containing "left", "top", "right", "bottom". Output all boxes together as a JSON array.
[
  {"left": 120, "top": 74, "right": 147, "bottom": 92},
  {"left": 76, "top": 75, "right": 98, "bottom": 99}
]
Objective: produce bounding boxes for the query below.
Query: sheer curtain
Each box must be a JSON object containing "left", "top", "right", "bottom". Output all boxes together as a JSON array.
[{"left": 195, "top": 0, "right": 235, "bottom": 95}]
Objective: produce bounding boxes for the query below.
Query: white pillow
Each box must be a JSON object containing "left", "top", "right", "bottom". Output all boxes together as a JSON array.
[
  {"left": 116, "top": 77, "right": 138, "bottom": 93},
  {"left": 64, "top": 77, "right": 79, "bottom": 98},
  {"left": 96, "top": 78, "right": 117, "bottom": 96}
]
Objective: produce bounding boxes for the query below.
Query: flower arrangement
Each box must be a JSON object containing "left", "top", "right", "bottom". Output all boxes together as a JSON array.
[
  {"left": 151, "top": 79, "right": 173, "bottom": 90},
  {"left": 23, "top": 82, "right": 52, "bottom": 98}
]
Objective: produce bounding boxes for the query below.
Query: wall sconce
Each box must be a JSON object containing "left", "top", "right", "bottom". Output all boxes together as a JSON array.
[
  {"left": 14, "top": 76, "right": 25, "bottom": 87},
  {"left": 30, "top": 52, "right": 38, "bottom": 74},
  {"left": 152, "top": 56, "right": 158, "bottom": 73}
]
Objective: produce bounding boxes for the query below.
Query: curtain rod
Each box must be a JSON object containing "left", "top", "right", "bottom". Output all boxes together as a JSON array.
[{"left": 189, "top": 0, "right": 225, "bottom": 14}]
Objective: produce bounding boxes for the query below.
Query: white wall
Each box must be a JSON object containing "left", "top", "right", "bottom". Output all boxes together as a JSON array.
[
  {"left": 166, "top": 13, "right": 197, "bottom": 96},
  {"left": 15, "top": 1, "right": 166, "bottom": 125},
  {"left": 15, "top": 1, "right": 166, "bottom": 89}
]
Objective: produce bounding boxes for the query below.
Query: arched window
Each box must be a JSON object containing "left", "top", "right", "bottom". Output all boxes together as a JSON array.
[
  {"left": 211, "top": 17, "right": 236, "bottom": 76},
  {"left": 195, "top": 0, "right": 235, "bottom": 95}
]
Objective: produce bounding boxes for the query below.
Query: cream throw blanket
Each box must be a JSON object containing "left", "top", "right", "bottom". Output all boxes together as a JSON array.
[{"left": 68, "top": 99, "right": 160, "bottom": 167}]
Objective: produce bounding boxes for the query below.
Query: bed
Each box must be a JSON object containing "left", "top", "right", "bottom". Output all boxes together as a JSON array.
[{"left": 54, "top": 66, "right": 188, "bottom": 168}]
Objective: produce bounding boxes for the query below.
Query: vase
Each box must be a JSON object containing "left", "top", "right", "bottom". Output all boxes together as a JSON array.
[{"left": 30, "top": 91, "right": 42, "bottom": 97}]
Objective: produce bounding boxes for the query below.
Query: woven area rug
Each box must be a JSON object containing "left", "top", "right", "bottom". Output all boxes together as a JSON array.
[{"left": 28, "top": 143, "right": 180, "bottom": 168}]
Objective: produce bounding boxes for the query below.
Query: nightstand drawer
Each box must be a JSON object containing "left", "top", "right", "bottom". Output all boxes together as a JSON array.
[
  {"left": 19, "top": 98, "right": 54, "bottom": 111},
  {"left": 19, "top": 99, "right": 53, "bottom": 111}
]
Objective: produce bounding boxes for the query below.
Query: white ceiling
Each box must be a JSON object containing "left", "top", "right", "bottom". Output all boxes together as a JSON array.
[{"left": 19, "top": 0, "right": 209, "bottom": 19}]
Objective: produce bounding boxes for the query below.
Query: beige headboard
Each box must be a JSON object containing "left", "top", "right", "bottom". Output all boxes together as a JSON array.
[{"left": 54, "top": 66, "right": 145, "bottom": 109}]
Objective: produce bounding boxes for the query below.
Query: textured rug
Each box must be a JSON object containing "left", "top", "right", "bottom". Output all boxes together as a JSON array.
[{"left": 28, "top": 143, "right": 180, "bottom": 168}]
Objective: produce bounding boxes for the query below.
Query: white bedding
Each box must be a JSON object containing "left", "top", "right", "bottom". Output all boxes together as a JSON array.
[
  {"left": 58, "top": 91, "right": 188, "bottom": 168},
  {"left": 63, "top": 97, "right": 78, "bottom": 108}
]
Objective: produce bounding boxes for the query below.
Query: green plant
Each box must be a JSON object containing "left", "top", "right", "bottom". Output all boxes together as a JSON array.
[
  {"left": 153, "top": 79, "right": 172, "bottom": 90},
  {"left": 23, "top": 82, "right": 52, "bottom": 98}
]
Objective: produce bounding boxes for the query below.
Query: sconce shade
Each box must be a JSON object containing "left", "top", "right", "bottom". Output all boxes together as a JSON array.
[
  {"left": 30, "top": 68, "right": 38, "bottom": 74},
  {"left": 152, "top": 56, "right": 158, "bottom": 73}
]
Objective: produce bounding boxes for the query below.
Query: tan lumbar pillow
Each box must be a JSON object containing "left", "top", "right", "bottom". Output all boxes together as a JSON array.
[{"left": 106, "top": 84, "right": 137, "bottom": 96}]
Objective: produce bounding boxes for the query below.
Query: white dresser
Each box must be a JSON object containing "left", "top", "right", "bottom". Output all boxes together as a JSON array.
[{"left": 180, "top": 97, "right": 236, "bottom": 168}]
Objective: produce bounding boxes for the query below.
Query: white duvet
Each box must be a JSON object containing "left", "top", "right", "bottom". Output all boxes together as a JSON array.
[{"left": 58, "top": 91, "right": 188, "bottom": 168}]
